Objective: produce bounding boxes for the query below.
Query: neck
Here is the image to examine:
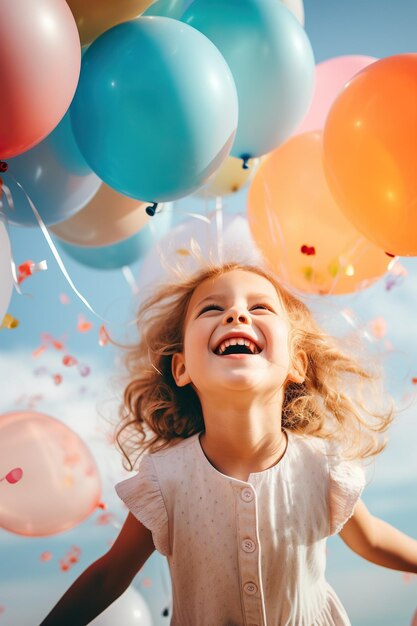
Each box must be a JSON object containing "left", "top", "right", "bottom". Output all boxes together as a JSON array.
[{"left": 197, "top": 390, "right": 286, "bottom": 477}]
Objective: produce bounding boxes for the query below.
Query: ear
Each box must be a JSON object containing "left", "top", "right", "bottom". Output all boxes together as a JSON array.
[
  {"left": 286, "top": 349, "right": 308, "bottom": 385},
  {"left": 171, "top": 352, "right": 192, "bottom": 387}
]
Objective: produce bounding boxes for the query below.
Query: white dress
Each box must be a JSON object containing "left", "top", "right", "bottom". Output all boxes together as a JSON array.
[{"left": 115, "top": 430, "right": 365, "bottom": 626}]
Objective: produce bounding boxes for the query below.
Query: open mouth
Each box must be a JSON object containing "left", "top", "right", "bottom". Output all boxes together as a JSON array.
[{"left": 214, "top": 337, "right": 262, "bottom": 356}]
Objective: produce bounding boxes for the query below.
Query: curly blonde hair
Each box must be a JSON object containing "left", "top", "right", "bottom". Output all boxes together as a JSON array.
[{"left": 115, "top": 261, "right": 394, "bottom": 470}]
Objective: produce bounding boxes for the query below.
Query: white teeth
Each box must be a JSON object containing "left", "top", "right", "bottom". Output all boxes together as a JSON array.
[{"left": 215, "top": 337, "right": 260, "bottom": 355}]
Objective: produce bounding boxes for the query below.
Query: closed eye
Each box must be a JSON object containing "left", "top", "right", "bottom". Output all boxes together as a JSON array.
[
  {"left": 197, "top": 304, "right": 223, "bottom": 316},
  {"left": 251, "top": 304, "right": 274, "bottom": 312}
]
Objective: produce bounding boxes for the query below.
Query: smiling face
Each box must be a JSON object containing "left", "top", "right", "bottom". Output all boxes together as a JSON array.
[{"left": 171, "top": 269, "right": 305, "bottom": 402}]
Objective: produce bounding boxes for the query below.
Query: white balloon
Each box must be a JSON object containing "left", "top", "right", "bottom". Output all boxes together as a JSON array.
[
  {"left": 0, "top": 221, "right": 14, "bottom": 323},
  {"left": 136, "top": 212, "right": 263, "bottom": 300},
  {"left": 281, "top": 0, "right": 304, "bottom": 25},
  {"left": 88, "top": 586, "right": 153, "bottom": 626}
]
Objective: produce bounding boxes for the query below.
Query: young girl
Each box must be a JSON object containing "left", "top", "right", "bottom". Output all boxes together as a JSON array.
[{"left": 40, "top": 261, "right": 417, "bottom": 626}]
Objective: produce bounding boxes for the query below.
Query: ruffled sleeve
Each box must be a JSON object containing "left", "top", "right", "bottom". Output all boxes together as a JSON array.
[
  {"left": 326, "top": 441, "right": 366, "bottom": 536},
  {"left": 115, "top": 454, "right": 170, "bottom": 556}
]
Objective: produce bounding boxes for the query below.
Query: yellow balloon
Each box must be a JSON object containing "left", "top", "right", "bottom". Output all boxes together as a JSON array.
[
  {"left": 66, "top": 0, "right": 155, "bottom": 45},
  {"left": 50, "top": 183, "right": 149, "bottom": 246},
  {"left": 198, "top": 156, "right": 260, "bottom": 198},
  {"left": 247, "top": 132, "right": 392, "bottom": 295}
]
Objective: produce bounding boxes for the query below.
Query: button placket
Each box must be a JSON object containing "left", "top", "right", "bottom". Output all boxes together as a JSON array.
[{"left": 234, "top": 484, "right": 267, "bottom": 626}]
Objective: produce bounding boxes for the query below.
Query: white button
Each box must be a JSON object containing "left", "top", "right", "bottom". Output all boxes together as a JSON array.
[
  {"left": 241, "top": 538, "right": 256, "bottom": 552},
  {"left": 244, "top": 582, "right": 258, "bottom": 595},
  {"left": 241, "top": 488, "right": 254, "bottom": 502}
]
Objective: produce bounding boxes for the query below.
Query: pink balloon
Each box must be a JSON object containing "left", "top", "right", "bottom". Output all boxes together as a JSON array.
[
  {"left": 0, "top": 412, "right": 101, "bottom": 536},
  {"left": 295, "top": 55, "right": 377, "bottom": 134},
  {"left": 0, "top": 0, "right": 81, "bottom": 159}
]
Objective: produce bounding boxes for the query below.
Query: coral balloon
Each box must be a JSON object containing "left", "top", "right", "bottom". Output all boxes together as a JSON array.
[
  {"left": 50, "top": 184, "right": 150, "bottom": 247},
  {"left": 323, "top": 54, "right": 417, "bottom": 256},
  {"left": 0, "top": 222, "right": 14, "bottom": 323},
  {"left": 71, "top": 17, "right": 237, "bottom": 203},
  {"left": 197, "top": 157, "right": 261, "bottom": 198},
  {"left": 66, "top": 0, "right": 155, "bottom": 45},
  {"left": 182, "top": 0, "right": 314, "bottom": 160},
  {"left": 296, "top": 55, "right": 376, "bottom": 134},
  {"left": 0, "top": 0, "right": 81, "bottom": 159},
  {"left": 247, "top": 132, "right": 391, "bottom": 295},
  {"left": 0, "top": 411, "right": 101, "bottom": 536}
]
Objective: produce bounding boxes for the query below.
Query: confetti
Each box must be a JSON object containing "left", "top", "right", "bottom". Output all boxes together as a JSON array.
[
  {"left": 59, "top": 293, "right": 70, "bottom": 305},
  {"left": 412, "top": 378, "right": 417, "bottom": 385},
  {"left": 0, "top": 467, "right": 23, "bottom": 484},
  {"left": 97, "top": 501, "right": 108, "bottom": 510},
  {"left": 95, "top": 513, "right": 114, "bottom": 526},
  {"left": 40, "top": 551, "right": 53, "bottom": 563},
  {"left": 300, "top": 244, "right": 316, "bottom": 256},
  {"left": 98, "top": 325, "right": 110, "bottom": 347},
  {"left": 41, "top": 333, "right": 64, "bottom": 350},
  {"left": 369, "top": 317, "right": 387, "bottom": 339},
  {"left": 1, "top": 314, "right": 19, "bottom": 329},
  {"left": 52, "top": 374, "right": 63, "bottom": 385},
  {"left": 77, "top": 315, "right": 93, "bottom": 333},
  {"left": 78, "top": 364, "right": 91, "bottom": 377},
  {"left": 176, "top": 248, "right": 191, "bottom": 256},
  {"left": 33, "top": 346, "right": 47, "bottom": 359},
  {"left": 63, "top": 355, "right": 78, "bottom": 367}
]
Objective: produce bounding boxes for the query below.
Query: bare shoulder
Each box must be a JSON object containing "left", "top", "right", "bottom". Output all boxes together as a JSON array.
[
  {"left": 339, "top": 499, "right": 377, "bottom": 553},
  {"left": 103, "top": 513, "right": 156, "bottom": 582}
]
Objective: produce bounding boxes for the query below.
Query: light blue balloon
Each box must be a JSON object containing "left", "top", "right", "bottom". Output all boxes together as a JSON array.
[
  {"left": 143, "top": 0, "right": 186, "bottom": 19},
  {"left": 0, "top": 111, "right": 101, "bottom": 227},
  {"left": 55, "top": 205, "right": 172, "bottom": 270},
  {"left": 71, "top": 17, "right": 238, "bottom": 204},
  {"left": 182, "top": 0, "right": 315, "bottom": 160}
]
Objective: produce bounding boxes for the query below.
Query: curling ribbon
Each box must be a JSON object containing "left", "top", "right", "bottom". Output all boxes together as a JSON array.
[{"left": 4, "top": 172, "right": 109, "bottom": 322}]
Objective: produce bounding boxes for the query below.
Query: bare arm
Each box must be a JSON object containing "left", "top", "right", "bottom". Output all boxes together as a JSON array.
[
  {"left": 39, "top": 513, "right": 155, "bottom": 626},
  {"left": 339, "top": 499, "right": 417, "bottom": 574}
]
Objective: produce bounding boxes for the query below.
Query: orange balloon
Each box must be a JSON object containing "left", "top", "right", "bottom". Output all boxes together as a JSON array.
[
  {"left": 50, "top": 183, "right": 149, "bottom": 246},
  {"left": 0, "top": 412, "right": 101, "bottom": 536},
  {"left": 67, "top": 0, "right": 155, "bottom": 45},
  {"left": 247, "top": 132, "right": 392, "bottom": 295},
  {"left": 323, "top": 54, "right": 417, "bottom": 256}
]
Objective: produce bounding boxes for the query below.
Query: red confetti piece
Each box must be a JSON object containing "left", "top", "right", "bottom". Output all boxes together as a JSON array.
[
  {"left": 59, "top": 293, "right": 70, "bottom": 305},
  {"left": 97, "top": 501, "right": 108, "bottom": 510},
  {"left": 412, "top": 378, "right": 417, "bottom": 385},
  {"left": 32, "top": 345, "right": 47, "bottom": 358},
  {"left": 0, "top": 467, "right": 23, "bottom": 484},
  {"left": 41, "top": 333, "right": 64, "bottom": 350},
  {"left": 53, "top": 374, "right": 63, "bottom": 385},
  {"left": 95, "top": 513, "right": 114, "bottom": 526},
  {"left": 98, "top": 325, "right": 110, "bottom": 347},
  {"left": 77, "top": 315, "right": 93, "bottom": 333},
  {"left": 63, "top": 355, "right": 78, "bottom": 367},
  {"left": 40, "top": 551, "right": 53, "bottom": 562},
  {"left": 60, "top": 561, "right": 70, "bottom": 572},
  {"left": 300, "top": 244, "right": 316, "bottom": 256}
]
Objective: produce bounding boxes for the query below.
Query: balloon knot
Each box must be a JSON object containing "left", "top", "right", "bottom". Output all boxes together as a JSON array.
[
  {"left": 145, "top": 202, "right": 158, "bottom": 217},
  {"left": 241, "top": 155, "right": 251, "bottom": 170},
  {"left": 0, "top": 161, "right": 8, "bottom": 173}
]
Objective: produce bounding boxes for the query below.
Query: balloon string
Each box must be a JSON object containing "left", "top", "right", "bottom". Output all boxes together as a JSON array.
[{"left": 7, "top": 173, "right": 109, "bottom": 322}]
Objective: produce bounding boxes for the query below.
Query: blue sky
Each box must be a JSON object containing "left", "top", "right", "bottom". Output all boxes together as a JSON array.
[{"left": 2, "top": 1, "right": 417, "bottom": 625}]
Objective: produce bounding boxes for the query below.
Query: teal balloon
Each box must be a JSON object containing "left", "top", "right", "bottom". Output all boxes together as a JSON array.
[
  {"left": 182, "top": 0, "right": 315, "bottom": 159},
  {"left": 143, "top": 0, "right": 186, "bottom": 18},
  {"left": 55, "top": 206, "right": 172, "bottom": 270},
  {"left": 70, "top": 17, "right": 238, "bottom": 203},
  {"left": 1, "top": 111, "right": 101, "bottom": 227}
]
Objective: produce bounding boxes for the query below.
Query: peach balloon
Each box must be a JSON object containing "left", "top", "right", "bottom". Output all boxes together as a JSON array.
[
  {"left": 67, "top": 0, "right": 156, "bottom": 45},
  {"left": 0, "top": 412, "right": 101, "bottom": 536},
  {"left": 296, "top": 55, "right": 376, "bottom": 134},
  {"left": 0, "top": 0, "right": 81, "bottom": 159},
  {"left": 197, "top": 156, "right": 261, "bottom": 198},
  {"left": 50, "top": 183, "right": 150, "bottom": 246},
  {"left": 247, "top": 132, "right": 391, "bottom": 295},
  {"left": 323, "top": 54, "right": 417, "bottom": 256}
]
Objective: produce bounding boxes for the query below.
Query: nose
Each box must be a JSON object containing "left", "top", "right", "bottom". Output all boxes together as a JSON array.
[{"left": 222, "top": 307, "right": 252, "bottom": 325}]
